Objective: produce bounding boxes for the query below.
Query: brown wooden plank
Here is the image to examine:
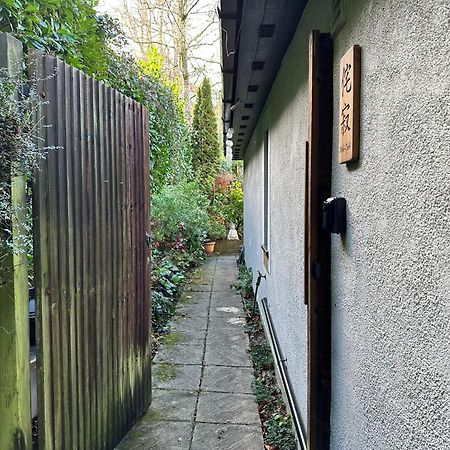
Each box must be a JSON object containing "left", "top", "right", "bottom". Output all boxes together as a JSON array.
[
  {"left": 338, "top": 45, "right": 361, "bottom": 163},
  {"left": 304, "top": 140, "right": 310, "bottom": 305},
  {"left": 71, "top": 67, "right": 85, "bottom": 449},
  {"left": 86, "top": 74, "right": 98, "bottom": 450},
  {"left": 46, "top": 56, "right": 64, "bottom": 450},
  {"left": 103, "top": 84, "right": 113, "bottom": 449},
  {"left": 114, "top": 89, "right": 122, "bottom": 443},
  {"left": 306, "top": 30, "right": 333, "bottom": 450},
  {"left": 142, "top": 105, "right": 152, "bottom": 410},
  {"left": 29, "top": 51, "right": 52, "bottom": 450},
  {"left": 55, "top": 57, "right": 73, "bottom": 450},
  {"left": 119, "top": 92, "right": 128, "bottom": 435},
  {"left": 79, "top": 70, "right": 93, "bottom": 450}
]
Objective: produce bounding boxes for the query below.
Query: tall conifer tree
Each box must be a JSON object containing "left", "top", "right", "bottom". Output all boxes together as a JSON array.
[{"left": 192, "top": 78, "right": 221, "bottom": 186}]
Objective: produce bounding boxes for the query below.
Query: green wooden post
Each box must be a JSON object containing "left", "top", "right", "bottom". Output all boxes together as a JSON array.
[{"left": 0, "top": 33, "right": 32, "bottom": 450}]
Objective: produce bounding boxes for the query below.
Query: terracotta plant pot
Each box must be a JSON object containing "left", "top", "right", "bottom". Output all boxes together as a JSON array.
[{"left": 204, "top": 241, "right": 216, "bottom": 255}]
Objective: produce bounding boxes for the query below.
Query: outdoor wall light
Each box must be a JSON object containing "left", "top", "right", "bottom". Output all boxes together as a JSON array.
[
  {"left": 225, "top": 139, "right": 234, "bottom": 147},
  {"left": 230, "top": 100, "right": 241, "bottom": 111},
  {"left": 323, "top": 197, "right": 347, "bottom": 234}
]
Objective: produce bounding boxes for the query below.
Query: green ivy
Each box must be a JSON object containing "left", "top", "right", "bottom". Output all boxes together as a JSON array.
[{"left": 0, "top": 0, "right": 116, "bottom": 77}]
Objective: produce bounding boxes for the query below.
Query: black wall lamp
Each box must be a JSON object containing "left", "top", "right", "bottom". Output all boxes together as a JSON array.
[{"left": 323, "top": 197, "right": 347, "bottom": 234}]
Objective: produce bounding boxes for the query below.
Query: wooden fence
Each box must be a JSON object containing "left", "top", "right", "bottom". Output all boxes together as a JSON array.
[
  {"left": 0, "top": 31, "right": 151, "bottom": 450},
  {"left": 31, "top": 52, "right": 152, "bottom": 450}
]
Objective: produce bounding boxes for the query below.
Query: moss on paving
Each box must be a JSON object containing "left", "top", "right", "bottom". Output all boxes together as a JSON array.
[
  {"left": 179, "top": 294, "right": 193, "bottom": 304},
  {"left": 141, "top": 409, "right": 162, "bottom": 424},
  {"left": 154, "top": 362, "right": 177, "bottom": 382},
  {"left": 160, "top": 332, "right": 186, "bottom": 346}
]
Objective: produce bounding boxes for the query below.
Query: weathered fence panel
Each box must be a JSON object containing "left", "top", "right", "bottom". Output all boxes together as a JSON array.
[
  {"left": 0, "top": 33, "right": 32, "bottom": 450},
  {"left": 31, "top": 53, "right": 151, "bottom": 450}
]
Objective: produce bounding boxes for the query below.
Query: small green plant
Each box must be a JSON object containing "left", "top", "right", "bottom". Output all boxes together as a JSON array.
[
  {"left": 234, "top": 265, "right": 297, "bottom": 450},
  {"left": 266, "top": 414, "right": 297, "bottom": 450},
  {"left": 250, "top": 342, "right": 274, "bottom": 371},
  {"left": 206, "top": 217, "right": 226, "bottom": 242},
  {"left": 252, "top": 378, "right": 273, "bottom": 403},
  {"left": 233, "top": 265, "right": 253, "bottom": 298}
]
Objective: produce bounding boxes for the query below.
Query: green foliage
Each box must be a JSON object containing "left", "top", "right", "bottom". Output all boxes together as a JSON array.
[
  {"left": 0, "top": 2, "right": 193, "bottom": 194},
  {"left": 151, "top": 256, "right": 185, "bottom": 334},
  {"left": 106, "top": 51, "right": 193, "bottom": 193},
  {"left": 233, "top": 265, "right": 253, "bottom": 298},
  {"left": 206, "top": 217, "right": 226, "bottom": 242},
  {"left": 152, "top": 182, "right": 209, "bottom": 255},
  {"left": 0, "top": 71, "right": 46, "bottom": 283},
  {"left": 251, "top": 342, "right": 274, "bottom": 371},
  {"left": 266, "top": 414, "right": 297, "bottom": 450},
  {"left": 0, "top": 0, "right": 117, "bottom": 77},
  {"left": 212, "top": 176, "right": 244, "bottom": 237},
  {"left": 234, "top": 265, "right": 296, "bottom": 450},
  {"left": 252, "top": 377, "right": 273, "bottom": 403},
  {"left": 192, "top": 78, "right": 221, "bottom": 188}
]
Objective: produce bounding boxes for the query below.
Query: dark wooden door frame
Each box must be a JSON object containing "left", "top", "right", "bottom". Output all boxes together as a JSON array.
[{"left": 305, "top": 30, "right": 333, "bottom": 450}]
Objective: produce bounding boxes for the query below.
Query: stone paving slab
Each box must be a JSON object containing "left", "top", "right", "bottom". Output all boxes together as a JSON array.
[
  {"left": 116, "top": 421, "right": 193, "bottom": 450},
  {"left": 204, "top": 342, "right": 252, "bottom": 367},
  {"left": 153, "top": 363, "right": 202, "bottom": 391},
  {"left": 191, "top": 423, "right": 264, "bottom": 450},
  {"left": 171, "top": 314, "right": 208, "bottom": 332},
  {"left": 210, "top": 293, "right": 242, "bottom": 303},
  {"left": 196, "top": 391, "right": 260, "bottom": 424},
  {"left": 116, "top": 256, "right": 263, "bottom": 449},
  {"left": 160, "top": 329, "right": 205, "bottom": 346},
  {"left": 210, "top": 305, "right": 245, "bottom": 317},
  {"left": 154, "top": 344, "right": 204, "bottom": 365},
  {"left": 148, "top": 389, "right": 198, "bottom": 422},
  {"left": 208, "top": 315, "right": 247, "bottom": 330},
  {"left": 202, "top": 365, "right": 254, "bottom": 394},
  {"left": 206, "top": 328, "right": 249, "bottom": 347},
  {"left": 177, "top": 302, "right": 210, "bottom": 317}
]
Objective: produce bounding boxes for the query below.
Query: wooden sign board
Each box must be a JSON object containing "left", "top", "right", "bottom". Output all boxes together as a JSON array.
[{"left": 339, "top": 45, "right": 361, "bottom": 163}]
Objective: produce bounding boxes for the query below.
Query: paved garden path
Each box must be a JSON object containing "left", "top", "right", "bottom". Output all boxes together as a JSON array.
[{"left": 116, "top": 255, "right": 264, "bottom": 450}]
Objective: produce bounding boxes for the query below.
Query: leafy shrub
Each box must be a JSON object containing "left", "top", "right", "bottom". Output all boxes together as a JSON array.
[
  {"left": 0, "top": 0, "right": 117, "bottom": 77},
  {"left": 151, "top": 256, "right": 185, "bottom": 333},
  {"left": 266, "top": 414, "right": 297, "bottom": 450},
  {"left": 211, "top": 173, "right": 244, "bottom": 238},
  {"left": 152, "top": 182, "right": 209, "bottom": 256},
  {"left": 0, "top": 70, "right": 48, "bottom": 284},
  {"left": 106, "top": 52, "right": 193, "bottom": 192},
  {"left": 233, "top": 265, "right": 253, "bottom": 298},
  {"left": 206, "top": 217, "right": 226, "bottom": 242}
]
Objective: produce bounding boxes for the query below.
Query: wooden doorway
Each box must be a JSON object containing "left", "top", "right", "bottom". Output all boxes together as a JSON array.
[{"left": 304, "top": 30, "right": 333, "bottom": 450}]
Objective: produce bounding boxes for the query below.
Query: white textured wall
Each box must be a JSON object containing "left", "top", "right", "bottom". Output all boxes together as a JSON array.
[
  {"left": 243, "top": 0, "right": 450, "bottom": 448},
  {"left": 243, "top": 0, "right": 333, "bottom": 431},
  {"left": 330, "top": 1, "right": 450, "bottom": 449}
]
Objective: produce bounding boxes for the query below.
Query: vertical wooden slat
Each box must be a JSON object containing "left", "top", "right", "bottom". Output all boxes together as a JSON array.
[
  {"left": 46, "top": 56, "right": 63, "bottom": 450},
  {"left": 306, "top": 31, "right": 333, "bottom": 450},
  {"left": 119, "top": 92, "right": 127, "bottom": 435},
  {"left": 55, "top": 58, "right": 72, "bottom": 450},
  {"left": 71, "top": 67, "right": 84, "bottom": 449},
  {"left": 143, "top": 105, "right": 152, "bottom": 412},
  {"left": 109, "top": 89, "right": 120, "bottom": 442},
  {"left": 79, "top": 70, "right": 92, "bottom": 450}
]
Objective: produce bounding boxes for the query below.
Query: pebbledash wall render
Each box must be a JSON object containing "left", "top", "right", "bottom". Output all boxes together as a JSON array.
[{"left": 240, "top": 1, "right": 450, "bottom": 449}]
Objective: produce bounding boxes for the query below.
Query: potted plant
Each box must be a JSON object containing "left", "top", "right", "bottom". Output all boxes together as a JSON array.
[{"left": 204, "top": 218, "right": 226, "bottom": 255}]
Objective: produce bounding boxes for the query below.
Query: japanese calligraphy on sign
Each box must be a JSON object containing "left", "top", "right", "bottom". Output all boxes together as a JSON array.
[{"left": 339, "top": 45, "right": 361, "bottom": 163}]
